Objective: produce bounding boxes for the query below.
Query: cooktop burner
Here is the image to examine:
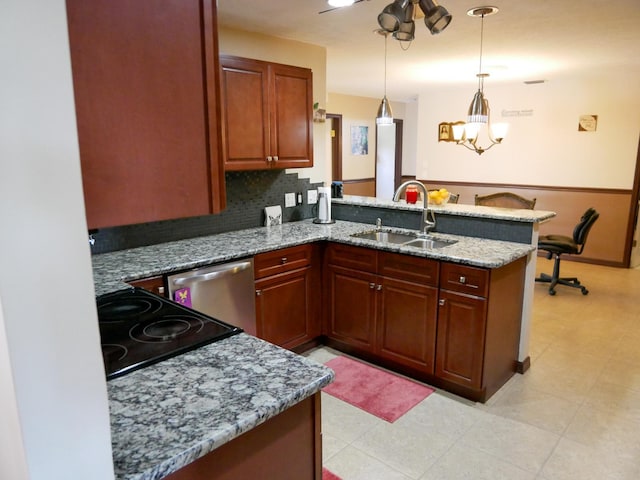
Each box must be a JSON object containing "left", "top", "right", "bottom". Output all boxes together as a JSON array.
[{"left": 97, "top": 287, "right": 242, "bottom": 380}]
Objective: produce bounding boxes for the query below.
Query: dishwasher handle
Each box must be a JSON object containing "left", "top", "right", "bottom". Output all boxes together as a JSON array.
[{"left": 171, "top": 261, "right": 253, "bottom": 286}]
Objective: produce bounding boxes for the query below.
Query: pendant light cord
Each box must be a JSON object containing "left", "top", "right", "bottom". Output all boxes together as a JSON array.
[
  {"left": 477, "top": 13, "right": 484, "bottom": 91},
  {"left": 384, "top": 33, "right": 388, "bottom": 96}
]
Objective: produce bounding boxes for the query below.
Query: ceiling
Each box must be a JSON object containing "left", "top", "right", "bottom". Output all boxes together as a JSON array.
[{"left": 217, "top": 0, "right": 640, "bottom": 103}]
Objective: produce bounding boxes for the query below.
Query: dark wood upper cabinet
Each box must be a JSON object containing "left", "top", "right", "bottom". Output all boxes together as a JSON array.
[
  {"left": 219, "top": 55, "right": 314, "bottom": 170},
  {"left": 66, "top": 0, "right": 226, "bottom": 229}
]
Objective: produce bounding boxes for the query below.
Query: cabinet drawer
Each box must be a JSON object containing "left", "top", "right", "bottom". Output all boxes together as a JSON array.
[
  {"left": 254, "top": 244, "right": 312, "bottom": 279},
  {"left": 440, "top": 263, "right": 489, "bottom": 297},
  {"left": 379, "top": 251, "right": 439, "bottom": 286},
  {"left": 326, "top": 243, "right": 377, "bottom": 273}
]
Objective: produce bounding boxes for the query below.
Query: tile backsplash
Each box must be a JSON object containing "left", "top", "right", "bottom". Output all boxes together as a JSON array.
[{"left": 90, "top": 171, "right": 322, "bottom": 254}]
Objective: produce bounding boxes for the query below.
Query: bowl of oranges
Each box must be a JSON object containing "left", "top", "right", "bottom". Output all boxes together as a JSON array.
[{"left": 428, "top": 188, "right": 450, "bottom": 205}]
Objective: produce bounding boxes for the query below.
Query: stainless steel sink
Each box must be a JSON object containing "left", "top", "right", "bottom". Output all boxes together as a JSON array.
[
  {"left": 351, "top": 230, "right": 418, "bottom": 244},
  {"left": 350, "top": 229, "right": 457, "bottom": 249},
  {"left": 404, "top": 237, "right": 455, "bottom": 249}
]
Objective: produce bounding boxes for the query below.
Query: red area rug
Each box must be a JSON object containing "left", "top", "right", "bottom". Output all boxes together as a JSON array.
[
  {"left": 322, "top": 467, "right": 341, "bottom": 480},
  {"left": 323, "top": 356, "right": 434, "bottom": 423}
]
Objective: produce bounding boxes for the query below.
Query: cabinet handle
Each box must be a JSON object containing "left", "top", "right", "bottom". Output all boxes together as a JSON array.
[
  {"left": 369, "top": 282, "right": 375, "bottom": 289},
  {"left": 459, "top": 276, "right": 466, "bottom": 284},
  {"left": 256, "top": 289, "right": 262, "bottom": 296},
  {"left": 266, "top": 156, "right": 273, "bottom": 162},
  {"left": 281, "top": 257, "right": 288, "bottom": 264},
  {"left": 376, "top": 284, "right": 382, "bottom": 291},
  {"left": 273, "top": 155, "right": 278, "bottom": 162},
  {"left": 439, "top": 299, "right": 446, "bottom": 306}
]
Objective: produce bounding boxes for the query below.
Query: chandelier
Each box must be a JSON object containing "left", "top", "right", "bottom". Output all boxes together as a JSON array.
[{"left": 451, "top": 6, "right": 508, "bottom": 155}]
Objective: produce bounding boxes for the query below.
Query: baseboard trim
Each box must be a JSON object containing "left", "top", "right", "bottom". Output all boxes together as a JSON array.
[{"left": 516, "top": 356, "right": 531, "bottom": 374}]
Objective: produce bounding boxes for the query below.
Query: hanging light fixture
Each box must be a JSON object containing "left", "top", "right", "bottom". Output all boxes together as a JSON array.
[
  {"left": 376, "top": 31, "right": 394, "bottom": 125},
  {"left": 378, "top": 0, "right": 451, "bottom": 40},
  {"left": 452, "top": 6, "right": 508, "bottom": 155}
]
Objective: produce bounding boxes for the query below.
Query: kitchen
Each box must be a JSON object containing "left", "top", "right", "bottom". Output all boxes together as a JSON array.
[{"left": 2, "top": 2, "right": 640, "bottom": 480}]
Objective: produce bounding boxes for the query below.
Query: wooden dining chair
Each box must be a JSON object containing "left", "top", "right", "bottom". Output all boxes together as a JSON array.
[{"left": 474, "top": 192, "right": 536, "bottom": 209}]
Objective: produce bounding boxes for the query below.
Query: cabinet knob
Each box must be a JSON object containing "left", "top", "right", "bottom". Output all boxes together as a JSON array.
[
  {"left": 439, "top": 299, "right": 446, "bottom": 306},
  {"left": 273, "top": 155, "right": 279, "bottom": 162},
  {"left": 255, "top": 289, "right": 261, "bottom": 296},
  {"left": 281, "top": 257, "right": 288, "bottom": 264},
  {"left": 266, "top": 156, "right": 273, "bottom": 162},
  {"left": 369, "top": 282, "right": 375, "bottom": 289},
  {"left": 459, "top": 276, "right": 466, "bottom": 284},
  {"left": 376, "top": 284, "right": 382, "bottom": 291}
]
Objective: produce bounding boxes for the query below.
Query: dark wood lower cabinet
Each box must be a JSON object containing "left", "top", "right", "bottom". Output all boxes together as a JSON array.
[
  {"left": 435, "top": 290, "right": 486, "bottom": 389},
  {"left": 377, "top": 276, "right": 438, "bottom": 373},
  {"left": 255, "top": 267, "right": 317, "bottom": 349},
  {"left": 324, "top": 244, "right": 439, "bottom": 375},
  {"left": 165, "top": 393, "right": 322, "bottom": 480},
  {"left": 325, "top": 265, "right": 377, "bottom": 351},
  {"left": 324, "top": 243, "right": 526, "bottom": 403},
  {"left": 254, "top": 244, "right": 321, "bottom": 350}
]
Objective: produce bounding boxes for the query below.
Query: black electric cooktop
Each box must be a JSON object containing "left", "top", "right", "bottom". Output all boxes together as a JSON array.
[{"left": 97, "top": 287, "right": 242, "bottom": 380}]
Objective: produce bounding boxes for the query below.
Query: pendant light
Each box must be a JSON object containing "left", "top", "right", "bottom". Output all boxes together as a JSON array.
[
  {"left": 452, "top": 6, "right": 508, "bottom": 155},
  {"left": 376, "top": 31, "right": 394, "bottom": 125}
]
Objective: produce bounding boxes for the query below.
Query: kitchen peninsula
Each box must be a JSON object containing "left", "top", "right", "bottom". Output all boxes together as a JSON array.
[{"left": 94, "top": 202, "right": 553, "bottom": 480}]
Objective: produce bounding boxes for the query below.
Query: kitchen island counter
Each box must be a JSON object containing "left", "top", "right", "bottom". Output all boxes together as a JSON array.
[
  {"left": 108, "top": 333, "right": 333, "bottom": 480},
  {"left": 92, "top": 219, "right": 535, "bottom": 296}
]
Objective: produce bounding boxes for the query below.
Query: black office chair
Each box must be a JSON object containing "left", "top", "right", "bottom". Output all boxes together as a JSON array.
[{"left": 535, "top": 208, "right": 599, "bottom": 295}]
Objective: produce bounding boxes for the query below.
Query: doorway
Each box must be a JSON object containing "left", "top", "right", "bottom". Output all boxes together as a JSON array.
[
  {"left": 375, "top": 119, "right": 403, "bottom": 199},
  {"left": 327, "top": 113, "right": 342, "bottom": 181}
]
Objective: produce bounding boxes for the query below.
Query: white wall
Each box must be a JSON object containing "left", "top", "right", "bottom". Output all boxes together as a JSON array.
[
  {"left": 1, "top": 1, "right": 114, "bottom": 479},
  {"left": 411, "top": 68, "right": 640, "bottom": 188}
]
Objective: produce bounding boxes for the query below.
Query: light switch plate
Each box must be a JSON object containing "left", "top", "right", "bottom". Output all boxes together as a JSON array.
[
  {"left": 284, "top": 192, "right": 296, "bottom": 208},
  {"left": 307, "top": 189, "right": 318, "bottom": 204}
]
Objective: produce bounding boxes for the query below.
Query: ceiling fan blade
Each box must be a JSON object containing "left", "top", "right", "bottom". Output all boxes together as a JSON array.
[{"left": 318, "top": 0, "right": 367, "bottom": 15}]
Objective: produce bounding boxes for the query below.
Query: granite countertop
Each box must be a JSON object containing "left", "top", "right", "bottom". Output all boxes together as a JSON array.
[
  {"left": 333, "top": 195, "right": 557, "bottom": 223},
  {"left": 108, "top": 334, "right": 334, "bottom": 480},
  {"left": 97, "top": 215, "right": 536, "bottom": 480},
  {"left": 92, "top": 219, "right": 535, "bottom": 296}
]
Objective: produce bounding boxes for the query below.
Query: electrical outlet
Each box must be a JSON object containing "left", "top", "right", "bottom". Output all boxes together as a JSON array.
[
  {"left": 307, "top": 189, "right": 318, "bottom": 204},
  {"left": 284, "top": 192, "right": 296, "bottom": 208}
]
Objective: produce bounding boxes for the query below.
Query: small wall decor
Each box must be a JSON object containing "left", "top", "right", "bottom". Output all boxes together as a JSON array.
[
  {"left": 350, "top": 125, "right": 369, "bottom": 155},
  {"left": 578, "top": 114, "right": 598, "bottom": 132},
  {"left": 438, "top": 121, "right": 464, "bottom": 142},
  {"left": 313, "top": 102, "right": 326, "bottom": 123}
]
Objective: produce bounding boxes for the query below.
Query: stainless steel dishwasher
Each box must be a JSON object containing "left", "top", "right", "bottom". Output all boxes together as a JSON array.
[{"left": 166, "top": 258, "right": 256, "bottom": 336}]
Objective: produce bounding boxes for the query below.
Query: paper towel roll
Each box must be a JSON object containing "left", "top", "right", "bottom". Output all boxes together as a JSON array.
[{"left": 317, "top": 186, "right": 332, "bottom": 222}]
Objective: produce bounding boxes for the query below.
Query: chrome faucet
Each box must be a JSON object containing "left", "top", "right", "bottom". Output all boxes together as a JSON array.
[{"left": 392, "top": 180, "right": 436, "bottom": 235}]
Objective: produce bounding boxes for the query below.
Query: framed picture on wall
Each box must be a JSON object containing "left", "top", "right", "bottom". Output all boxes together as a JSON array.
[
  {"left": 438, "top": 122, "right": 452, "bottom": 141},
  {"left": 350, "top": 125, "right": 369, "bottom": 155}
]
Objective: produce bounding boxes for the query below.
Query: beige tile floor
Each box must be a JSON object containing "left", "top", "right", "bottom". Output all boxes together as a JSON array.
[{"left": 304, "top": 258, "right": 640, "bottom": 480}]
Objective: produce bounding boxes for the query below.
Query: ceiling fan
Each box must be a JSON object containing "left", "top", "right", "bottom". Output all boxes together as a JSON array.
[
  {"left": 319, "top": 0, "right": 426, "bottom": 20},
  {"left": 318, "top": 0, "right": 370, "bottom": 15}
]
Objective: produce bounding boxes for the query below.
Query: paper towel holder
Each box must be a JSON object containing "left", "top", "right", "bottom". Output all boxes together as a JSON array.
[{"left": 313, "top": 188, "right": 335, "bottom": 224}]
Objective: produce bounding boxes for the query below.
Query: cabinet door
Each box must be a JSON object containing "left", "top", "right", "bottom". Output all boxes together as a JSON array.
[
  {"left": 435, "top": 290, "right": 487, "bottom": 389},
  {"left": 377, "top": 277, "right": 438, "bottom": 373},
  {"left": 67, "top": 0, "right": 225, "bottom": 229},
  {"left": 325, "top": 265, "right": 376, "bottom": 352},
  {"left": 220, "top": 56, "right": 271, "bottom": 170},
  {"left": 269, "top": 63, "right": 314, "bottom": 169},
  {"left": 255, "top": 267, "right": 314, "bottom": 349}
]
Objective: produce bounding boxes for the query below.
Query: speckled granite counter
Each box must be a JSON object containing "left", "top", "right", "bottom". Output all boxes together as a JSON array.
[
  {"left": 332, "top": 195, "right": 556, "bottom": 223},
  {"left": 92, "top": 219, "right": 535, "bottom": 296},
  {"left": 95, "top": 215, "right": 538, "bottom": 480},
  {"left": 108, "top": 333, "right": 333, "bottom": 480}
]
